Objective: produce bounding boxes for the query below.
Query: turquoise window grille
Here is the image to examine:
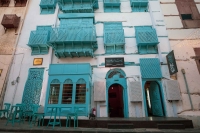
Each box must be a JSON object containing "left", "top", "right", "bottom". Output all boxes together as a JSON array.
[
  {"left": 48, "top": 14, "right": 97, "bottom": 58},
  {"left": 135, "top": 26, "right": 159, "bottom": 54},
  {"left": 27, "top": 26, "right": 52, "bottom": 55},
  {"left": 40, "top": 0, "right": 57, "bottom": 14},
  {"left": 140, "top": 58, "right": 162, "bottom": 78},
  {"left": 57, "top": 0, "right": 98, "bottom": 13},
  {"left": 130, "top": 0, "right": 148, "bottom": 12},
  {"left": 104, "top": 22, "right": 125, "bottom": 54},
  {"left": 104, "top": 0, "right": 121, "bottom": 12},
  {"left": 45, "top": 63, "right": 92, "bottom": 117}
]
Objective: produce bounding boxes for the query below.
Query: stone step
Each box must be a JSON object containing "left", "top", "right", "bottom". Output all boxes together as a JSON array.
[
  {"left": 157, "top": 124, "right": 185, "bottom": 129},
  {"left": 107, "top": 123, "right": 134, "bottom": 129}
]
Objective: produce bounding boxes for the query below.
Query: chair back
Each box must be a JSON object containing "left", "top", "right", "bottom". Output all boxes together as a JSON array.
[
  {"left": 4, "top": 103, "right": 11, "bottom": 111},
  {"left": 32, "top": 104, "right": 40, "bottom": 113},
  {"left": 16, "top": 103, "right": 25, "bottom": 112}
]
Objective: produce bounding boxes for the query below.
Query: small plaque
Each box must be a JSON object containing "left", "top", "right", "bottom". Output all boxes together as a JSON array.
[
  {"left": 33, "top": 58, "right": 43, "bottom": 66},
  {"left": 105, "top": 57, "right": 124, "bottom": 67},
  {"left": 166, "top": 50, "right": 178, "bottom": 75},
  {"left": 0, "top": 69, "right": 3, "bottom": 76}
]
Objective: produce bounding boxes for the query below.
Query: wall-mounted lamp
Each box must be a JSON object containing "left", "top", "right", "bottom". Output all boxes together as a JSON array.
[
  {"left": 0, "top": 69, "right": 3, "bottom": 76},
  {"left": 33, "top": 58, "right": 43, "bottom": 66}
]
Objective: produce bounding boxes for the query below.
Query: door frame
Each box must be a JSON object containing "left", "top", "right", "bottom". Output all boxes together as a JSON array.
[
  {"left": 142, "top": 79, "right": 167, "bottom": 117},
  {"left": 106, "top": 69, "right": 129, "bottom": 118}
]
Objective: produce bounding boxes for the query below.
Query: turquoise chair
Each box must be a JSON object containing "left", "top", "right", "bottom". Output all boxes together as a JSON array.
[
  {"left": 0, "top": 103, "right": 11, "bottom": 118},
  {"left": 66, "top": 107, "right": 78, "bottom": 128},
  {"left": 5, "top": 104, "right": 23, "bottom": 126},
  {"left": 30, "top": 104, "right": 44, "bottom": 127},
  {"left": 47, "top": 107, "right": 61, "bottom": 129}
]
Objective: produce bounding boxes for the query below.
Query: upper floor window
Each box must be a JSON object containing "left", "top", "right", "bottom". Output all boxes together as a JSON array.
[
  {"left": 58, "top": 0, "right": 99, "bottom": 13},
  {"left": 104, "top": 0, "right": 121, "bottom": 12},
  {"left": 175, "top": 0, "right": 200, "bottom": 28},
  {"left": 104, "top": 22, "right": 125, "bottom": 54},
  {"left": 130, "top": 0, "right": 148, "bottom": 12},
  {"left": 135, "top": 26, "right": 159, "bottom": 54}
]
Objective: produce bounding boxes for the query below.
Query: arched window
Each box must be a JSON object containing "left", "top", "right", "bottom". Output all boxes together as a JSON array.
[
  {"left": 48, "top": 79, "right": 60, "bottom": 104},
  {"left": 62, "top": 79, "right": 73, "bottom": 104},
  {"left": 76, "top": 78, "right": 86, "bottom": 104}
]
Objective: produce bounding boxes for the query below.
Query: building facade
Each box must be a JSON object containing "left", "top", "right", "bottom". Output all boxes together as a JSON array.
[
  {"left": 2, "top": 0, "right": 182, "bottom": 118},
  {"left": 0, "top": 0, "right": 28, "bottom": 107},
  {"left": 160, "top": 0, "right": 200, "bottom": 127}
]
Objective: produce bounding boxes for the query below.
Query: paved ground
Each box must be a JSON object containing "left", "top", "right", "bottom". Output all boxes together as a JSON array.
[{"left": 0, "top": 120, "right": 200, "bottom": 133}]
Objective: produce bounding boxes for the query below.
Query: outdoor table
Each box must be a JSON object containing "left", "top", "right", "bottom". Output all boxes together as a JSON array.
[{"left": 47, "top": 107, "right": 61, "bottom": 129}]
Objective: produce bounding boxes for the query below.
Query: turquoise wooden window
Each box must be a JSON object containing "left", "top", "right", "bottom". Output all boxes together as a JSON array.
[
  {"left": 62, "top": 79, "right": 73, "bottom": 104},
  {"left": 104, "top": 0, "right": 121, "bottom": 12},
  {"left": 75, "top": 79, "right": 86, "bottom": 104},
  {"left": 48, "top": 79, "right": 60, "bottom": 104},
  {"left": 140, "top": 58, "right": 162, "bottom": 78},
  {"left": 57, "top": 0, "right": 98, "bottom": 13},
  {"left": 45, "top": 63, "right": 91, "bottom": 116},
  {"left": 48, "top": 15, "right": 97, "bottom": 58},
  {"left": 130, "top": 0, "right": 148, "bottom": 12},
  {"left": 135, "top": 26, "right": 159, "bottom": 54},
  {"left": 104, "top": 22, "right": 125, "bottom": 54},
  {"left": 40, "top": 0, "right": 57, "bottom": 14},
  {"left": 27, "top": 26, "right": 51, "bottom": 55}
]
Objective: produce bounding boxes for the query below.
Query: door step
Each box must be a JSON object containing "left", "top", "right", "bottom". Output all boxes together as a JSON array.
[
  {"left": 107, "top": 123, "right": 134, "bottom": 129},
  {"left": 157, "top": 124, "right": 185, "bottom": 129}
]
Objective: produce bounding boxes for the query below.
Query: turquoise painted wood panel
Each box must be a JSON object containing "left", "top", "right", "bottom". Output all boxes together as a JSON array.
[
  {"left": 40, "top": 0, "right": 57, "bottom": 14},
  {"left": 45, "top": 64, "right": 91, "bottom": 117},
  {"left": 149, "top": 82, "right": 164, "bottom": 116},
  {"left": 57, "top": 0, "right": 98, "bottom": 13},
  {"left": 104, "top": 22, "right": 125, "bottom": 54},
  {"left": 104, "top": 0, "right": 121, "bottom": 12},
  {"left": 27, "top": 26, "right": 51, "bottom": 55},
  {"left": 106, "top": 69, "right": 128, "bottom": 118},
  {"left": 22, "top": 68, "right": 44, "bottom": 111},
  {"left": 135, "top": 26, "right": 159, "bottom": 54},
  {"left": 130, "top": 0, "right": 148, "bottom": 12},
  {"left": 140, "top": 58, "right": 162, "bottom": 79},
  {"left": 48, "top": 17, "right": 97, "bottom": 58}
]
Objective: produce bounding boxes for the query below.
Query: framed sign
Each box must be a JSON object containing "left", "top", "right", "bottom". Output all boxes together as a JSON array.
[
  {"left": 0, "top": 69, "right": 2, "bottom": 76},
  {"left": 105, "top": 57, "right": 124, "bottom": 67},
  {"left": 166, "top": 50, "right": 178, "bottom": 75},
  {"left": 33, "top": 58, "right": 43, "bottom": 66}
]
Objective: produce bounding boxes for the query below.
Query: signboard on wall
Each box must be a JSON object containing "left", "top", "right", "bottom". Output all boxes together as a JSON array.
[
  {"left": 166, "top": 50, "right": 178, "bottom": 75},
  {"left": 105, "top": 57, "right": 124, "bottom": 67},
  {"left": 33, "top": 58, "right": 43, "bottom": 66}
]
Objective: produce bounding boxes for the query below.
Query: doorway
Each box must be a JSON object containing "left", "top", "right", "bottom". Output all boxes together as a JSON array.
[
  {"left": 144, "top": 81, "right": 164, "bottom": 117},
  {"left": 108, "top": 84, "right": 124, "bottom": 117}
]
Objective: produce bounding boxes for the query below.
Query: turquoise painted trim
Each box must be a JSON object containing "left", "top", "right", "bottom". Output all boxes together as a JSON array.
[
  {"left": 57, "top": 0, "right": 98, "bottom": 13},
  {"left": 27, "top": 25, "right": 52, "bottom": 55},
  {"left": 45, "top": 64, "right": 92, "bottom": 117},
  {"left": 141, "top": 79, "right": 167, "bottom": 117},
  {"left": 130, "top": 0, "right": 148, "bottom": 12},
  {"left": 40, "top": 0, "right": 56, "bottom": 14},
  {"left": 104, "top": 0, "right": 121, "bottom": 12},
  {"left": 105, "top": 69, "right": 128, "bottom": 118},
  {"left": 58, "top": 13, "right": 95, "bottom": 23}
]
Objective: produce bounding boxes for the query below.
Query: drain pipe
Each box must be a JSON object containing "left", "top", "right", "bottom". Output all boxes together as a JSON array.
[{"left": 181, "top": 69, "right": 194, "bottom": 110}]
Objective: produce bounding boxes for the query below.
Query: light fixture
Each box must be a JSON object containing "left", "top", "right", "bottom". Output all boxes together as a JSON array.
[
  {"left": 0, "top": 69, "right": 2, "bottom": 76},
  {"left": 33, "top": 58, "right": 43, "bottom": 66}
]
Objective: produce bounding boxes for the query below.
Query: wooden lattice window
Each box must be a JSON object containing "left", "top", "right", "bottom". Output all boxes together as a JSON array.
[
  {"left": 1, "top": 14, "right": 20, "bottom": 32},
  {"left": 193, "top": 48, "right": 200, "bottom": 74},
  {"left": 48, "top": 79, "right": 60, "bottom": 104},
  {"left": 14, "top": 0, "right": 27, "bottom": 7},
  {"left": 0, "top": 0, "right": 11, "bottom": 7},
  {"left": 75, "top": 79, "right": 86, "bottom": 104},
  {"left": 62, "top": 79, "right": 73, "bottom": 104},
  {"left": 175, "top": 0, "right": 200, "bottom": 28}
]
